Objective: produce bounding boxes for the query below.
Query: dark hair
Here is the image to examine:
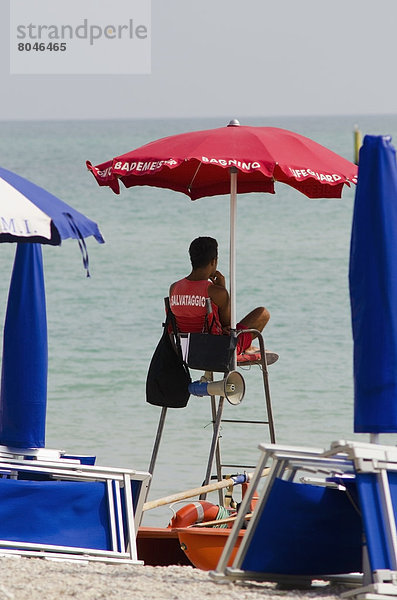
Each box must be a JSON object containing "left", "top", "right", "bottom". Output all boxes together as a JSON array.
[{"left": 189, "top": 237, "right": 218, "bottom": 269}]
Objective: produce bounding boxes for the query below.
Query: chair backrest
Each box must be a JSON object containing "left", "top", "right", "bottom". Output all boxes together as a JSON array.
[
  {"left": 239, "top": 477, "right": 362, "bottom": 576},
  {"left": 0, "top": 454, "right": 150, "bottom": 563},
  {"left": 165, "top": 296, "right": 213, "bottom": 333},
  {"left": 165, "top": 297, "right": 235, "bottom": 373}
]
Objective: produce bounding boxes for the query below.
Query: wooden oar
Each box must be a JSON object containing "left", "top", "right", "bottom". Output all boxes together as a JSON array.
[
  {"left": 189, "top": 512, "right": 253, "bottom": 528},
  {"left": 142, "top": 467, "right": 269, "bottom": 512}
]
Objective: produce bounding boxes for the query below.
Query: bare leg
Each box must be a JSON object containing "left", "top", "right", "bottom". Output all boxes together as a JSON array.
[
  {"left": 239, "top": 306, "right": 270, "bottom": 335},
  {"left": 238, "top": 307, "right": 278, "bottom": 362},
  {"left": 237, "top": 307, "right": 270, "bottom": 353}
]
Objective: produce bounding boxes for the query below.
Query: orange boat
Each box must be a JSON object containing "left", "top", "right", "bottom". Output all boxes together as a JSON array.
[
  {"left": 137, "top": 526, "right": 192, "bottom": 566},
  {"left": 138, "top": 483, "right": 256, "bottom": 568},
  {"left": 176, "top": 526, "right": 245, "bottom": 571},
  {"left": 137, "top": 524, "right": 244, "bottom": 570}
]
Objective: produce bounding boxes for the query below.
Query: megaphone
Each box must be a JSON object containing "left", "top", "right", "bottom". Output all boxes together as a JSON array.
[{"left": 188, "top": 371, "right": 245, "bottom": 405}]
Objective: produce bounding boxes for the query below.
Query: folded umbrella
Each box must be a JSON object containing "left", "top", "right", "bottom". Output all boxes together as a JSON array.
[
  {"left": 0, "top": 244, "right": 48, "bottom": 448},
  {"left": 0, "top": 166, "right": 104, "bottom": 448},
  {"left": 350, "top": 135, "right": 397, "bottom": 433}
]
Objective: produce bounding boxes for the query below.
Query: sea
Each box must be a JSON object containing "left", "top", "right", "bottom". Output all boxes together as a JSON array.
[{"left": 1, "top": 113, "right": 397, "bottom": 526}]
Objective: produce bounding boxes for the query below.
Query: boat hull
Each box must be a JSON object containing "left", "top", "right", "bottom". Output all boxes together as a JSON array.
[
  {"left": 177, "top": 527, "right": 244, "bottom": 571},
  {"left": 137, "top": 527, "right": 192, "bottom": 566},
  {"left": 137, "top": 526, "right": 244, "bottom": 570}
]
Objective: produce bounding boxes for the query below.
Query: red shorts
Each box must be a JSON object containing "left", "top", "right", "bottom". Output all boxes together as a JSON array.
[{"left": 236, "top": 322, "right": 253, "bottom": 354}]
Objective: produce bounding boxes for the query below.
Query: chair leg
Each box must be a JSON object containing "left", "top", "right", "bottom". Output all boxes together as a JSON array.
[
  {"left": 256, "top": 332, "right": 276, "bottom": 443},
  {"left": 260, "top": 361, "right": 276, "bottom": 443},
  {"left": 210, "top": 394, "right": 224, "bottom": 505},
  {"left": 200, "top": 395, "right": 225, "bottom": 500},
  {"left": 147, "top": 406, "right": 168, "bottom": 489}
]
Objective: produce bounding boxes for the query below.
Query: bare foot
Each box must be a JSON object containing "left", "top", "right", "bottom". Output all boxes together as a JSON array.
[{"left": 243, "top": 346, "right": 260, "bottom": 355}]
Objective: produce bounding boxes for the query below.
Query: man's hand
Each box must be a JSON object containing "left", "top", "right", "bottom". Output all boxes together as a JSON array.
[{"left": 210, "top": 270, "right": 226, "bottom": 288}]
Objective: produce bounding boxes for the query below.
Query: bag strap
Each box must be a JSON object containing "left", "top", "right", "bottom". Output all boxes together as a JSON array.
[
  {"left": 164, "top": 297, "right": 185, "bottom": 364},
  {"left": 203, "top": 297, "right": 217, "bottom": 334},
  {"left": 164, "top": 297, "right": 178, "bottom": 334}
]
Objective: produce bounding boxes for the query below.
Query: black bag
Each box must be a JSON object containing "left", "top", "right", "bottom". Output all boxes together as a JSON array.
[
  {"left": 146, "top": 318, "right": 191, "bottom": 409},
  {"left": 186, "top": 332, "right": 237, "bottom": 373}
]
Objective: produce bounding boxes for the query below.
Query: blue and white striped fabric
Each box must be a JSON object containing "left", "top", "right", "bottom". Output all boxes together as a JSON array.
[{"left": 0, "top": 166, "right": 104, "bottom": 245}]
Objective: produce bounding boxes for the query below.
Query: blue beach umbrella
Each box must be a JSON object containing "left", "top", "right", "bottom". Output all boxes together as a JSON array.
[
  {"left": 0, "top": 166, "right": 104, "bottom": 249},
  {"left": 0, "top": 166, "right": 104, "bottom": 448},
  {"left": 349, "top": 135, "right": 397, "bottom": 433}
]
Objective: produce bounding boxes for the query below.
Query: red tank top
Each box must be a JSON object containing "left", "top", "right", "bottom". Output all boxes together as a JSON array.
[{"left": 170, "top": 278, "right": 222, "bottom": 334}]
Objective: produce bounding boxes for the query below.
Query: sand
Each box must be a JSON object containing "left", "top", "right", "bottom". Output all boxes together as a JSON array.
[{"left": 0, "top": 557, "right": 352, "bottom": 600}]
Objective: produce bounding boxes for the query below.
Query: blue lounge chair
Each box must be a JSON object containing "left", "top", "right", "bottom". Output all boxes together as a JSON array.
[{"left": 0, "top": 445, "right": 150, "bottom": 563}]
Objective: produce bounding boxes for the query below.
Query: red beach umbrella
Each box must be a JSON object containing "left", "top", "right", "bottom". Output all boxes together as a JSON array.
[{"left": 87, "top": 120, "right": 357, "bottom": 330}]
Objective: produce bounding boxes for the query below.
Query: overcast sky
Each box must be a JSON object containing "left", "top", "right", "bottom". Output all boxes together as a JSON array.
[{"left": 1, "top": 0, "right": 397, "bottom": 120}]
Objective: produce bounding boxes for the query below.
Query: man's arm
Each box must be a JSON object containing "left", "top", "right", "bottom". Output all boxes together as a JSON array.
[{"left": 208, "top": 271, "right": 230, "bottom": 328}]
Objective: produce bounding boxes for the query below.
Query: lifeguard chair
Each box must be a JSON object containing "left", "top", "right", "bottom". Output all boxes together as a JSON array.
[{"left": 147, "top": 298, "right": 279, "bottom": 506}]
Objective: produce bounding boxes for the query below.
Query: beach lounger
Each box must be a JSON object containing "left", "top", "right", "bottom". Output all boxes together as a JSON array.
[
  {"left": 0, "top": 446, "right": 150, "bottom": 563},
  {"left": 211, "top": 442, "right": 363, "bottom": 587},
  {"left": 328, "top": 440, "right": 397, "bottom": 599},
  {"left": 212, "top": 440, "right": 397, "bottom": 598}
]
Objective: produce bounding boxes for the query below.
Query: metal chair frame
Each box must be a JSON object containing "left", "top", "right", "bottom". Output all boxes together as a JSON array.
[{"left": 200, "top": 328, "right": 276, "bottom": 504}]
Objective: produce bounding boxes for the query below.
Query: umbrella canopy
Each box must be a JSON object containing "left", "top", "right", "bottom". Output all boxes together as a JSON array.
[
  {"left": 0, "top": 167, "right": 105, "bottom": 448},
  {"left": 87, "top": 122, "right": 357, "bottom": 200},
  {"left": 349, "top": 135, "right": 397, "bottom": 433},
  {"left": 0, "top": 165, "right": 104, "bottom": 246},
  {"left": 87, "top": 120, "right": 357, "bottom": 332}
]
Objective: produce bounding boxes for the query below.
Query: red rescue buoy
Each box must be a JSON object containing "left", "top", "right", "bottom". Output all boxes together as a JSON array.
[{"left": 169, "top": 501, "right": 220, "bottom": 528}]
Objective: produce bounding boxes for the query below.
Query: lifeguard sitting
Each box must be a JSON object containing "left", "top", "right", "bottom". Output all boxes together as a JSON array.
[{"left": 169, "top": 236, "right": 271, "bottom": 357}]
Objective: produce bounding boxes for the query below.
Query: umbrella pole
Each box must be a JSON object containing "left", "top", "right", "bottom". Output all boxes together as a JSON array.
[{"left": 229, "top": 167, "right": 237, "bottom": 370}]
